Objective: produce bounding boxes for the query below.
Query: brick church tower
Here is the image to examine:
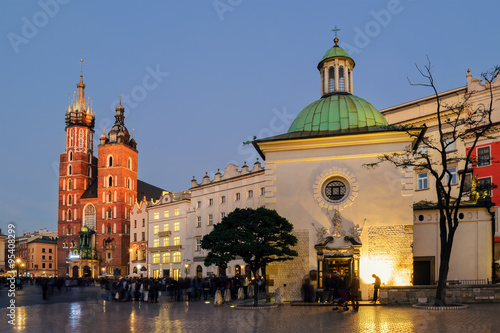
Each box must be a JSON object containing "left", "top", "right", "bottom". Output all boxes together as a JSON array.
[
  {"left": 57, "top": 60, "right": 98, "bottom": 276},
  {"left": 94, "top": 99, "right": 138, "bottom": 276}
]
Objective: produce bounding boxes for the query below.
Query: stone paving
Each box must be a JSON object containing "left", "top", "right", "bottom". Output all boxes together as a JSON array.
[{"left": 2, "top": 286, "right": 500, "bottom": 332}]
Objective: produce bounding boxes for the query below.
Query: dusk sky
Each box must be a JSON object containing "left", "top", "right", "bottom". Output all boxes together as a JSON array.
[{"left": 1, "top": 1, "right": 499, "bottom": 234}]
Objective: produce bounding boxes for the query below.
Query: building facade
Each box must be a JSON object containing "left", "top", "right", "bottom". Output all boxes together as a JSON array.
[
  {"left": 27, "top": 236, "right": 58, "bottom": 277},
  {"left": 381, "top": 68, "right": 500, "bottom": 284},
  {"left": 147, "top": 191, "right": 190, "bottom": 279},
  {"left": 129, "top": 198, "right": 149, "bottom": 277},
  {"left": 188, "top": 161, "right": 266, "bottom": 278}
]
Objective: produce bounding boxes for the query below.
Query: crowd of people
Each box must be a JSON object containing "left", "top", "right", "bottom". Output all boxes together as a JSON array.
[
  {"left": 99, "top": 275, "right": 266, "bottom": 303},
  {"left": 302, "top": 271, "right": 361, "bottom": 312}
]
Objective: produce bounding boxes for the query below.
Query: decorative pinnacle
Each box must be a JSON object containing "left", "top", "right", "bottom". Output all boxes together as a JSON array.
[{"left": 332, "top": 26, "right": 341, "bottom": 46}]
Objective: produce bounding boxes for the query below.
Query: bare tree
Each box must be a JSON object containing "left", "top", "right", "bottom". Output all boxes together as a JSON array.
[{"left": 366, "top": 60, "right": 498, "bottom": 305}]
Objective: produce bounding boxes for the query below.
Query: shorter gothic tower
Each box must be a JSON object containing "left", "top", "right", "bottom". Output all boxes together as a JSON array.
[{"left": 95, "top": 100, "right": 138, "bottom": 276}]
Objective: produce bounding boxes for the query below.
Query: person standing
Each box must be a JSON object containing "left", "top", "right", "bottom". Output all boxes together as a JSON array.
[
  {"left": 323, "top": 274, "right": 334, "bottom": 304},
  {"left": 42, "top": 278, "right": 49, "bottom": 300},
  {"left": 371, "top": 274, "right": 381, "bottom": 303},
  {"left": 349, "top": 272, "right": 360, "bottom": 312}
]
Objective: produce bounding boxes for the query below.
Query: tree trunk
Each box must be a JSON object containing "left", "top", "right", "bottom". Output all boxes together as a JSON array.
[
  {"left": 252, "top": 270, "right": 259, "bottom": 307},
  {"left": 435, "top": 241, "right": 452, "bottom": 306}
]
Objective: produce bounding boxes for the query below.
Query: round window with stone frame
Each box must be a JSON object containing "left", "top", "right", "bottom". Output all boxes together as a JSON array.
[{"left": 321, "top": 177, "right": 350, "bottom": 204}]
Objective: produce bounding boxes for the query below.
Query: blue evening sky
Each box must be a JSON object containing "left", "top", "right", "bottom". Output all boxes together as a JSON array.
[{"left": 1, "top": 0, "right": 499, "bottom": 233}]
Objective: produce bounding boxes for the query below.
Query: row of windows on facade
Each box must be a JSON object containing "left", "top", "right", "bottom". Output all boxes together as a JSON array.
[
  {"left": 151, "top": 252, "right": 182, "bottom": 264},
  {"left": 322, "top": 65, "right": 352, "bottom": 94},
  {"left": 67, "top": 128, "right": 92, "bottom": 149},
  {"left": 61, "top": 222, "right": 129, "bottom": 236},
  {"left": 153, "top": 208, "right": 180, "bottom": 219},
  {"left": 62, "top": 205, "right": 133, "bottom": 222},
  {"left": 417, "top": 142, "right": 490, "bottom": 164},
  {"left": 29, "top": 254, "right": 53, "bottom": 261},
  {"left": 148, "top": 236, "right": 181, "bottom": 247},
  {"left": 196, "top": 188, "right": 265, "bottom": 209},
  {"left": 416, "top": 146, "right": 492, "bottom": 190},
  {"left": 31, "top": 262, "right": 52, "bottom": 269},
  {"left": 417, "top": 169, "right": 492, "bottom": 194},
  {"left": 66, "top": 165, "right": 93, "bottom": 178},
  {"left": 29, "top": 248, "right": 53, "bottom": 253}
]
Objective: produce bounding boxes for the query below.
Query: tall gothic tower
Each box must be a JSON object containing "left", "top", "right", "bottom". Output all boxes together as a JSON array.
[
  {"left": 57, "top": 60, "right": 97, "bottom": 276},
  {"left": 95, "top": 99, "right": 138, "bottom": 276}
]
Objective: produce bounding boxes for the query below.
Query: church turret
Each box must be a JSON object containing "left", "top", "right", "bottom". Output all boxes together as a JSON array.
[
  {"left": 108, "top": 97, "right": 133, "bottom": 146},
  {"left": 318, "top": 28, "right": 355, "bottom": 97}
]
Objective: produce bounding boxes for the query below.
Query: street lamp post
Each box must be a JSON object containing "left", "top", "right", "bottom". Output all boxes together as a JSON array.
[
  {"left": 184, "top": 263, "right": 189, "bottom": 278},
  {"left": 16, "top": 258, "right": 20, "bottom": 277}
]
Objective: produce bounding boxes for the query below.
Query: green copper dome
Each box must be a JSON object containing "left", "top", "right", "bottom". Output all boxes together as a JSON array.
[
  {"left": 287, "top": 94, "right": 388, "bottom": 134},
  {"left": 319, "top": 45, "right": 355, "bottom": 66}
]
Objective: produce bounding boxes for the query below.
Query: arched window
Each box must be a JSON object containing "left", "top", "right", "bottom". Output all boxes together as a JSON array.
[
  {"left": 197, "top": 265, "right": 203, "bottom": 278},
  {"left": 107, "top": 209, "right": 112, "bottom": 219},
  {"left": 328, "top": 66, "right": 335, "bottom": 93},
  {"left": 127, "top": 178, "right": 130, "bottom": 189},
  {"left": 84, "top": 204, "right": 96, "bottom": 230},
  {"left": 107, "top": 224, "right": 112, "bottom": 234},
  {"left": 68, "top": 209, "right": 72, "bottom": 220},
  {"left": 102, "top": 224, "right": 105, "bottom": 234},
  {"left": 62, "top": 225, "right": 66, "bottom": 235},
  {"left": 68, "top": 179, "right": 72, "bottom": 190},
  {"left": 68, "top": 195, "right": 72, "bottom": 205},
  {"left": 63, "top": 241, "right": 67, "bottom": 248},
  {"left": 68, "top": 165, "right": 72, "bottom": 175},
  {"left": 108, "top": 155, "right": 113, "bottom": 167},
  {"left": 321, "top": 69, "right": 325, "bottom": 94},
  {"left": 339, "top": 66, "right": 345, "bottom": 92},
  {"left": 348, "top": 69, "right": 351, "bottom": 93},
  {"left": 128, "top": 158, "right": 132, "bottom": 170},
  {"left": 108, "top": 176, "right": 113, "bottom": 187},
  {"left": 113, "top": 223, "right": 117, "bottom": 234},
  {"left": 108, "top": 191, "right": 112, "bottom": 203},
  {"left": 69, "top": 151, "right": 73, "bottom": 161}
]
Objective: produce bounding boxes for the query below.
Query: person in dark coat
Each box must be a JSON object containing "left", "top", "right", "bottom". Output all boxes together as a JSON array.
[
  {"left": 349, "top": 272, "right": 360, "bottom": 312},
  {"left": 42, "top": 278, "right": 49, "bottom": 300},
  {"left": 371, "top": 274, "right": 381, "bottom": 303}
]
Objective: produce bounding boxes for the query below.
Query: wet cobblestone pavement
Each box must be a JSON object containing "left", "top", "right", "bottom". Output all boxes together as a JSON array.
[{"left": 2, "top": 287, "right": 500, "bottom": 332}]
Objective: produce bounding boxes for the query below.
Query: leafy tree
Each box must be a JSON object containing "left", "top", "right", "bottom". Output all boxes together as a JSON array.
[
  {"left": 366, "top": 60, "right": 498, "bottom": 306},
  {"left": 202, "top": 207, "right": 298, "bottom": 306}
]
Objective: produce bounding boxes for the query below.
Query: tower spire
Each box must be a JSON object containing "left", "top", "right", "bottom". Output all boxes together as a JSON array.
[{"left": 75, "top": 57, "right": 86, "bottom": 112}]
